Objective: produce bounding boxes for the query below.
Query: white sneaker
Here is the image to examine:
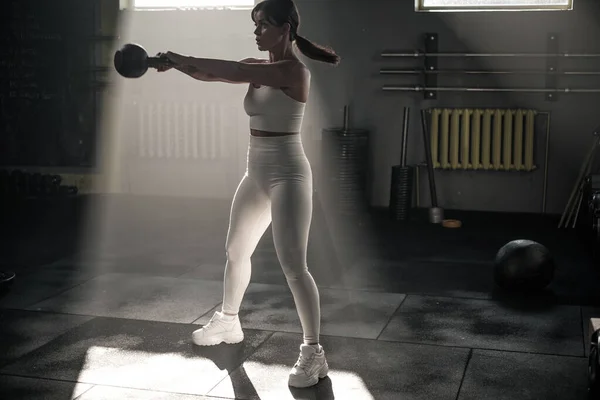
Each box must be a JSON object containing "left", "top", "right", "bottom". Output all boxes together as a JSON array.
[
  {"left": 192, "top": 311, "right": 244, "bottom": 346},
  {"left": 288, "top": 344, "right": 329, "bottom": 388}
]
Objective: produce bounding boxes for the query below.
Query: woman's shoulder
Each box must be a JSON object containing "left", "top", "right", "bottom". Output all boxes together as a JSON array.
[{"left": 239, "top": 58, "right": 270, "bottom": 64}]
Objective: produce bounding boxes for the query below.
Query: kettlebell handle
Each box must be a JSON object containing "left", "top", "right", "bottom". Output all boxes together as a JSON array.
[{"left": 147, "top": 55, "right": 176, "bottom": 68}]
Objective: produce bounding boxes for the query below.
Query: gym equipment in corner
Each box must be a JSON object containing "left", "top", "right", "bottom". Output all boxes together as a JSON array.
[
  {"left": 559, "top": 128, "right": 600, "bottom": 229},
  {"left": 389, "top": 106, "right": 414, "bottom": 221},
  {"left": 419, "top": 109, "right": 443, "bottom": 224},
  {"left": 589, "top": 319, "right": 600, "bottom": 397}
]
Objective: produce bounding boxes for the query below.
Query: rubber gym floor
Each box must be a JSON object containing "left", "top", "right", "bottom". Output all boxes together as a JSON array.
[{"left": 1, "top": 194, "right": 599, "bottom": 400}]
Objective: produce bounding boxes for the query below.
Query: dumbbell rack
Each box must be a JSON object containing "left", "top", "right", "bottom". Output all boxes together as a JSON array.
[{"left": 1, "top": 170, "right": 79, "bottom": 199}]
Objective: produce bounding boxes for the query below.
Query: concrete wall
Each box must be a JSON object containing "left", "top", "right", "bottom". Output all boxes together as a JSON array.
[{"left": 103, "top": 0, "right": 600, "bottom": 214}]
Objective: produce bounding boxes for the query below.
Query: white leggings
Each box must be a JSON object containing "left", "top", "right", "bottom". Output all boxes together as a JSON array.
[{"left": 221, "top": 133, "right": 321, "bottom": 344}]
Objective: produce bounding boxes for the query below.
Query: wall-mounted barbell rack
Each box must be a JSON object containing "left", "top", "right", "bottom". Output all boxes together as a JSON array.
[{"left": 380, "top": 33, "right": 600, "bottom": 100}]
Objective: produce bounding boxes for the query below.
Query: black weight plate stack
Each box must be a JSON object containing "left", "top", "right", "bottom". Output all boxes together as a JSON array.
[
  {"left": 321, "top": 128, "right": 370, "bottom": 216},
  {"left": 390, "top": 165, "right": 413, "bottom": 221}
]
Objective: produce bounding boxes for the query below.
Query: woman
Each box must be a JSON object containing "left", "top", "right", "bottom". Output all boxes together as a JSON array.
[{"left": 158, "top": 0, "right": 340, "bottom": 389}]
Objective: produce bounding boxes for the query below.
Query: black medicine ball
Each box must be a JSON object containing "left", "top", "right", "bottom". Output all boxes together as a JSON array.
[{"left": 493, "top": 239, "right": 555, "bottom": 291}]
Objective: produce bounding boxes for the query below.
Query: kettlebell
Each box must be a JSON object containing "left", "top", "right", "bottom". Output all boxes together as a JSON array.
[{"left": 114, "top": 43, "right": 174, "bottom": 78}]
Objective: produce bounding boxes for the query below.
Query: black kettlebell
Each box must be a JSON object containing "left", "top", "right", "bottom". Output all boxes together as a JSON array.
[{"left": 114, "top": 43, "right": 174, "bottom": 78}]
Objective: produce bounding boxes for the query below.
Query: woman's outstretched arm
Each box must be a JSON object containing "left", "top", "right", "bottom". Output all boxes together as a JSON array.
[
  {"left": 164, "top": 52, "right": 305, "bottom": 88},
  {"left": 163, "top": 57, "right": 269, "bottom": 84}
]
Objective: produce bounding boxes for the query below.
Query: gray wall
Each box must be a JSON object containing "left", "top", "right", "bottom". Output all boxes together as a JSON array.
[
  {"left": 111, "top": 0, "right": 600, "bottom": 215},
  {"left": 295, "top": 0, "right": 600, "bottom": 215}
]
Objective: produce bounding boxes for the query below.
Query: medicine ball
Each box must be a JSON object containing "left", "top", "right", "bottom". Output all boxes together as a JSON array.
[{"left": 493, "top": 239, "right": 555, "bottom": 291}]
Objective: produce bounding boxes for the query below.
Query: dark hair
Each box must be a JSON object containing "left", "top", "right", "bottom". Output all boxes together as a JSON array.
[{"left": 251, "top": 0, "right": 341, "bottom": 66}]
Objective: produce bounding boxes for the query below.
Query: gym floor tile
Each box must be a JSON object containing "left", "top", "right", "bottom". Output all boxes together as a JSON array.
[
  {"left": 2, "top": 197, "right": 599, "bottom": 400},
  {"left": 457, "top": 349, "right": 588, "bottom": 400},
  {"left": 75, "top": 385, "right": 228, "bottom": 399},
  {"left": 89, "top": 239, "right": 226, "bottom": 271},
  {"left": 378, "top": 295, "right": 583, "bottom": 356},
  {"left": 0, "top": 375, "right": 93, "bottom": 400},
  {"left": 40, "top": 256, "right": 199, "bottom": 278},
  {"left": 71, "top": 224, "right": 228, "bottom": 270},
  {"left": 180, "top": 255, "right": 288, "bottom": 286},
  {"left": 193, "top": 283, "right": 406, "bottom": 340},
  {"left": 0, "top": 309, "right": 93, "bottom": 368},
  {"left": 179, "top": 246, "right": 344, "bottom": 289},
  {"left": 208, "top": 331, "right": 470, "bottom": 400},
  {"left": 25, "top": 273, "right": 224, "bottom": 324},
  {"left": 177, "top": 262, "right": 231, "bottom": 283},
  {"left": 329, "top": 258, "right": 495, "bottom": 298},
  {"left": 0, "top": 317, "right": 272, "bottom": 397},
  {"left": 0, "top": 265, "right": 99, "bottom": 309}
]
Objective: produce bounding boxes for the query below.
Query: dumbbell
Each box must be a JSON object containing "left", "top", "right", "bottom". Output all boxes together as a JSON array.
[{"left": 114, "top": 43, "right": 174, "bottom": 78}]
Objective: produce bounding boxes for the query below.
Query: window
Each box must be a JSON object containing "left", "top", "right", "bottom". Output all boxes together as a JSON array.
[
  {"left": 131, "top": 0, "right": 256, "bottom": 10},
  {"left": 416, "top": 0, "right": 573, "bottom": 12}
]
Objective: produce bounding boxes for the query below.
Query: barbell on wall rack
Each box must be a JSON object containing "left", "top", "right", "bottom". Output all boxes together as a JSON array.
[
  {"left": 380, "top": 68, "right": 600, "bottom": 76},
  {"left": 381, "top": 51, "right": 600, "bottom": 58},
  {"left": 382, "top": 86, "right": 600, "bottom": 93}
]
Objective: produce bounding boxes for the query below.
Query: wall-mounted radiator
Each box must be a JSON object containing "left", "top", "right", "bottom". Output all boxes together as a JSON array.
[
  {"left": 121, "top": 100, "right": 244, "bottom": 198},
  {"left": 417, "top": 107, "right": 551, "bottom": 213},
  {"left": 134, "top": 101, "right": 233, "bottom": 161},
  {"left": 428, "top": 108, "right": 538, "bottom": 172}
]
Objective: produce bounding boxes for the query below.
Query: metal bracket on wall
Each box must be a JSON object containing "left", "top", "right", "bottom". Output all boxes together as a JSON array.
[
  {"left": 546, "top": 33, "right": 559, "bottom": 101},
  {"left": 424, "top": 33, "right": 438, "bottom": 100}
]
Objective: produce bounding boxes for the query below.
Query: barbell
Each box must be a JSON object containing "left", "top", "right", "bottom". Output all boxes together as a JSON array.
[{"left": 114, "top": 43, "right": 174, "bottom": 78}]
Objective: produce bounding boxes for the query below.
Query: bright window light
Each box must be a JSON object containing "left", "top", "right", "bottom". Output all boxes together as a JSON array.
[
  {"left": 133, "top": 0, "right": 255, "bottom": 9},
  {"left": 416, "top": 0, "right": 573, "bottom": 12}
]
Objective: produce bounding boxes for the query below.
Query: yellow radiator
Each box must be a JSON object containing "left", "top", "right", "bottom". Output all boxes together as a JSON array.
[{"left": 429, "top": 108, "right": 537, "bottom": 171}]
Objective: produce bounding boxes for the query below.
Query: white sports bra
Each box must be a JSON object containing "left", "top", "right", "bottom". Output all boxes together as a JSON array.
[{"left": 243, "top": 84, "right": 306, "bottom": 133}]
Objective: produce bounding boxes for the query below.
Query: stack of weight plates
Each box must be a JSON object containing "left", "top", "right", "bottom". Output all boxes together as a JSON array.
[
  {"left": 389, "top": 165, "right": 413, "bottom": 221},
  {"left": 321, "top": 128, "right": 370, "bottom": 215}
]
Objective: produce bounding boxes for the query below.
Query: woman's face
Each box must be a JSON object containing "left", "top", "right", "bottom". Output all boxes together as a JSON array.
[{"left": 253, "top": 10, "right": 289, "bottom": 51}]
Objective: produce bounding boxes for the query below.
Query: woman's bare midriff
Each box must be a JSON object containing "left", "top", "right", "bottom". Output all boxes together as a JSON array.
[{"left": 250, "top": 129, "right": 299, "bottom": 137}]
